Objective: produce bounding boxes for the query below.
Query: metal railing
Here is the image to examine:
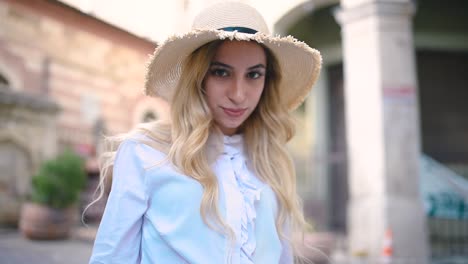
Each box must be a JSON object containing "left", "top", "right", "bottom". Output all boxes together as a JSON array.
[{"left": 428, "top": 217, "right": 468, "bottom": 260}]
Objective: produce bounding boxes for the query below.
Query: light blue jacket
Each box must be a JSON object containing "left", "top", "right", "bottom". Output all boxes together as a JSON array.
[{"left": 89, "top": 134, "right": 292, "bottom": 264}]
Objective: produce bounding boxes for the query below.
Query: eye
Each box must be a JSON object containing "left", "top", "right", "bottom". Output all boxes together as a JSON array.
[
  {"left": 210, "top": 68, "right": 229, "bottom": 77},
  {"left": 247, "top": 71, "right": 264, "bottom": 79}
]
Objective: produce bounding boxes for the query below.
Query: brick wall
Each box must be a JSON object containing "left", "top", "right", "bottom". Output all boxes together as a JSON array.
[{"left": 0, "top": 0, "right": 168, "bottom": 156}]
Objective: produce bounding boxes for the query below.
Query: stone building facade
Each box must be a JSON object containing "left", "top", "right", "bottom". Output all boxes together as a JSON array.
[{"left": 0, "top": 0, "right": 167, "bottom": 224}]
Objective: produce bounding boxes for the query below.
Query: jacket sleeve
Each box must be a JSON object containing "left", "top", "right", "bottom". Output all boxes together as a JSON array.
[{"left": 89, "top": 139, "right": 149, "bottom": 264}]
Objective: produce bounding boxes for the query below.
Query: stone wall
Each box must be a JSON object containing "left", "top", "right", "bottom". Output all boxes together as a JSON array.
[
  {"left": 0, "top": 0, "right": 168, "bottom": 225},
  {"left": 0, "top": 0, "right": 168, "bottom": 156}
]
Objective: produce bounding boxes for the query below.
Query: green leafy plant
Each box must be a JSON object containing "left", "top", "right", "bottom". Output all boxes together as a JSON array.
[{"left": 31, "top": 150, "right": 87, "bottom": 209}]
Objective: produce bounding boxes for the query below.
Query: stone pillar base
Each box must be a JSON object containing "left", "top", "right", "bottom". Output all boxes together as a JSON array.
[{"left": 348, "top": 196, "right": 428, "bottom": 262}]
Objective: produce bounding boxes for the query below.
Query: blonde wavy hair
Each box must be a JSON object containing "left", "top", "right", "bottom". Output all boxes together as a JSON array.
[{"left": 87, "top": 39, "right": 309, "bottom": 260}]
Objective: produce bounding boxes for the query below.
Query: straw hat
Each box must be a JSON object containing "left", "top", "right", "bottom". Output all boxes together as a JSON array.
[{"left": 144, "top": 1, "right": 322, "bottom": 111}]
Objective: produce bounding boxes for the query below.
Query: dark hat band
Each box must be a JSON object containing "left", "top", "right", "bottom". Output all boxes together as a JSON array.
[{"left": 219, "top": 27, "right": 258, "bottom": 34}]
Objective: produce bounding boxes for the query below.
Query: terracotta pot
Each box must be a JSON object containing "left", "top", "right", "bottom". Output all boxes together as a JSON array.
[{"left": 19, "top": 202, "right": 77, "bottom": 240}]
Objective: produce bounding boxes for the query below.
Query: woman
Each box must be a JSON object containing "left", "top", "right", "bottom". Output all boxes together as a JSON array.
[{"left": 89, "top": 2, "right": 321, "bottom": 264}]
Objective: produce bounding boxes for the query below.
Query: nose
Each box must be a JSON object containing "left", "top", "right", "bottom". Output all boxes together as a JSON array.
[{"left": 227, "top": 78, "right": 246, "bottom": 104}]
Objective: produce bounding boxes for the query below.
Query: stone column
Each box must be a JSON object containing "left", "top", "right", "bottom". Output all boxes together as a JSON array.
[{"left": 335, "top": 0, "right": 429, "bottom": 262}]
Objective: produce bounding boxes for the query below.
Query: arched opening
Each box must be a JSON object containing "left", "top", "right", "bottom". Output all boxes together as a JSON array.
[
  {"left": 0, "top": 138, "right": 33, "bottom": 226},
  {"left": 142, "top": 110, "right": 158, "bottom": 123},
  {"left": 286, "top": 3, "right": 345, "bottom": 234},
  {"left": 0, "top": 73, "right": 9, "bottom": 90}
]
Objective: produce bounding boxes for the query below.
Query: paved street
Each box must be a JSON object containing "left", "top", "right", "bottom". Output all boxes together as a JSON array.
[
  {"left": 3, "top": 227, "right": 465, "bottom": 264},
  {"left": 0, "top": 228, "right": 94, "bottom": 264}
]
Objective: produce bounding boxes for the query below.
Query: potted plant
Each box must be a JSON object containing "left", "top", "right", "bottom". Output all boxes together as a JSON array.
[{"left": 19, "top": 149, "right": 87, "bottom": 240}]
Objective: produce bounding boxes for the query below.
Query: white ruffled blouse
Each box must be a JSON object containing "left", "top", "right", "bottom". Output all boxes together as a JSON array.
[
  {"left": 89, "top": 133, "right": 292, "bottom": 264},
  {"left": 220, "top": 135, "right": 263, "bottom": 263}
]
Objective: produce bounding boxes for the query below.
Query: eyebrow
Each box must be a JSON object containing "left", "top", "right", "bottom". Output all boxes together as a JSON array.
[{"left": 210, "top": 61, "right": 266, "bottom": 70}]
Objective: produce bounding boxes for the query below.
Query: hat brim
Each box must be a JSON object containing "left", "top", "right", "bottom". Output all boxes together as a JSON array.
[{"left": 144, "top": 29, "right": 322, "bottom": 111}]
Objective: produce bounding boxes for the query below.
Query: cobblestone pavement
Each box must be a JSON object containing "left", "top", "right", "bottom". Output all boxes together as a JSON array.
[{"left": 0, "top": 228, "right": 94, "bottom": 264}]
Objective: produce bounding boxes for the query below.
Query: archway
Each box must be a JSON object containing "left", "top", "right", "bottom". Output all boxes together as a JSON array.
[{"left": 284, "top": 2, "right": 345, "bottom": 234}]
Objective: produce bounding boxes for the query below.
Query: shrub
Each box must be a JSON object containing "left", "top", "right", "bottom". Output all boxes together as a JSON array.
[{"left": 31, "top": 150, "right": 87, "bottom": 209}]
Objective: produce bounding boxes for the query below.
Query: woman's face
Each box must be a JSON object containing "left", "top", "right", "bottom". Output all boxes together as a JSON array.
[{"left": 204, "top": 41, "right": 266, "bottom": 136}]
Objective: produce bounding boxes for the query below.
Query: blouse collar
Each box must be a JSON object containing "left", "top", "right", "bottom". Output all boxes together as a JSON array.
[
  {"left": 206, "top": 130, "right": 245, "bottom": 163},
  {"left": 222, "top": 134, "right": 244, "bottom": 156}
]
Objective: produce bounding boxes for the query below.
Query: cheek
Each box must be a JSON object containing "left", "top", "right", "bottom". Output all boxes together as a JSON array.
[
  {"left": 205, "top": 76, "right": 225, "bottom": 92},
  {"left": 204, "top": 79, "right": 223, "bottom": 107},
  {"left": 250, "top": 84, "right": 265, "bottom": 104}
]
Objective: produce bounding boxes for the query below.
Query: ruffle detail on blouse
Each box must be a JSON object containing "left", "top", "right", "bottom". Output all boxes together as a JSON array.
[
  {"left": 235, "top": 166, "right": 261, "bottom": 264},
  {"left": 222, "top": 135, "right": 261, "bottom": 264}
]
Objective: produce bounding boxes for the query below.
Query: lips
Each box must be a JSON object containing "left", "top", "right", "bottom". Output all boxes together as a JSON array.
[{"left": 222, "top": 107, "right": 246, "bottom": 118}]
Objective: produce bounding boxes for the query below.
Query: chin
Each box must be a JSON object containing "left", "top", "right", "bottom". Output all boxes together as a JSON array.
[{"left": 218, "top": 122, "right": 242, "bottom": 134}]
